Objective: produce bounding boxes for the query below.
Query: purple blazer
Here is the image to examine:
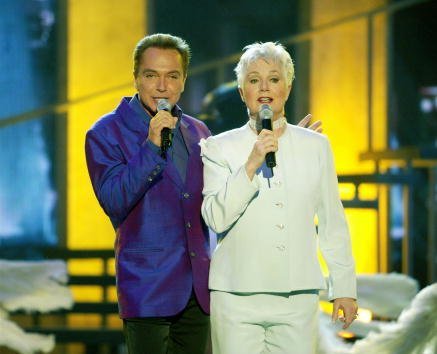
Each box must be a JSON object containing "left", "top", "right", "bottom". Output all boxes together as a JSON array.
[{"left": 85, "top": 97, "right": 211, "bottom": 318}]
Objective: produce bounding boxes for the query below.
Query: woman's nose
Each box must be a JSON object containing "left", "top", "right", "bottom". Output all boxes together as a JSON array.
[{"left": 260, "top": 80, "right": 269, "bottom": 91}]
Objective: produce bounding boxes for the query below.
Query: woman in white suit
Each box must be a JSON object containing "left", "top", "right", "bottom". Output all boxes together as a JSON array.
[{"left": 200, "top": 42, "right": 358, "bottom": 354}]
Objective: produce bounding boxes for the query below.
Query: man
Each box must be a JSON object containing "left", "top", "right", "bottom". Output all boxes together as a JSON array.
[{"left": 85, "top": 33, "right": 211, "bottom": 354}]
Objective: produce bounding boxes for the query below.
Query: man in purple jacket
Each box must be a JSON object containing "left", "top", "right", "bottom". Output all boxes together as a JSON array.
[{"left": 85, "top": 33, "right": 211, "bottom": 354}]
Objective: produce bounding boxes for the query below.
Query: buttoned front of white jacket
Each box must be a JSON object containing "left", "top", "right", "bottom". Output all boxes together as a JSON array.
[{"left": 200, "top": 123, "right": 356, "bottom": 300}]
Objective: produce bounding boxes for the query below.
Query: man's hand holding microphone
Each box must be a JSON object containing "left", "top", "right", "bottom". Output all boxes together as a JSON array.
[{"left": 148, "top": 99, "right": 177, "bottom": 158}]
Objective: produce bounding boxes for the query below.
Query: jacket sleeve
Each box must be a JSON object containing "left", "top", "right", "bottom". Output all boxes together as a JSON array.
[
  {"left": 200, "top": 136, "right": 260, "bottom": 234},
  {"left": 85, "top": 128, "right": 166, "bottom": 225},
  {"left": 316, "top": 137, "right": 357, "bottom": 301}
]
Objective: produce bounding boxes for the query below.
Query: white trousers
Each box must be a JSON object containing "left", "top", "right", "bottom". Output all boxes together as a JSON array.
[{"left": 211, "top": 290, "right": 319, "bottom": 354}]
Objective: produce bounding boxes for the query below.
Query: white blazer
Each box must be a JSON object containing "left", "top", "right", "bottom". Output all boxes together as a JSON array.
[{"left": 200, "top": 122, "right": 356, "bottom": 300}]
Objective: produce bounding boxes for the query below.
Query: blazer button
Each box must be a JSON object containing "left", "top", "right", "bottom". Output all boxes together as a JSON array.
[
  {"left": 274, "top": 181, "right": 282, "bottom": 187},
  {"left": 147, "top": 176, "right": 153, "bottom": 182},
  {"left": 275, "top": 202, "right": 284, "bottom": 208},
  {"left": 186, "top": 222, "right": 192, "bottom": 228},
  {"left": 190, "top": 251, "right": 196, "bottom": 257},
  {"left": 156, "top": 165, "right": 161, "bottom": 170},
  {"left": 276, "top": 224, "right": 285, "bottom": 230},
  {"left": 276, "top": 245, "right": 286, "bottom": 251},
  {"left": 183, "top": 192, "right": 190, "bottom": 199}
]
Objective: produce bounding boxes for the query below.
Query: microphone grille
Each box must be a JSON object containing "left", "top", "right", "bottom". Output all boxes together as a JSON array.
[
  {"left": 259, "top": 104, "right": 273, "bottom": 120},
  {"left": 157, "top": 99, "right": 172, "bottom": 111}
]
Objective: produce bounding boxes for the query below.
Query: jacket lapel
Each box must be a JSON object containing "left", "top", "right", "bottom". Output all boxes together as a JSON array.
[
  {"left": 180, "top": 118, "right": 203, "bottom": 190},
  {"left": 180, "top": 118, "right": 198, "bottom": 156},
  {"left": 163, "top": 118, "right": 198, "bottom": 190}
]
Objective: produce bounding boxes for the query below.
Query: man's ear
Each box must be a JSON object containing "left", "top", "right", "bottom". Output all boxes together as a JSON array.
[
  {"left": 133, "top": 72, "right": 138, "bottom": 91},
  {"left": 238, "top": 86, "right": 245, "bottom": 102},
  {"left": 181, "top": 75, "right": 187, "bottom": 93}
]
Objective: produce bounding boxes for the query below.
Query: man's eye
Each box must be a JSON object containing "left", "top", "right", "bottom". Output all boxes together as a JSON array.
[
  {"left": 144, "top": 73, "right": 156, "bottom": 78},
  {"left": 169, "top": 75, "right": 179, "bottom": 79}
]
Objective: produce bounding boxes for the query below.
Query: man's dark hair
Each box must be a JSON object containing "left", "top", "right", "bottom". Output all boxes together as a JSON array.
[{"left": 133, "top": 33, "right": 191, "bottom": 78}]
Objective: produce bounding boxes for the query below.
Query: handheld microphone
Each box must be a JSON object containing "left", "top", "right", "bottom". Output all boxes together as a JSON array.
[
  {"left": 157, "top": 99, "right": 173, "bottom": 157},
  {"left": 259, "top": 104, "right": 276, "bottom": 170}
]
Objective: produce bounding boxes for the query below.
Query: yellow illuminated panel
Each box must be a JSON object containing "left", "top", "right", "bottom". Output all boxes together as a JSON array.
[
  {"left": 311, "top": 0, "right": 388, "bottom": 275},
  {"left": 358, "top": 184, "right": 378, "bottom": 200},
  {"left": 339, "top": 183, "right": 357, "bottom": 200},
  {"left": 318, "top": 208, "right": 378, "bottom": 275},
  {"left": 67, "top": 1, "right": 146, "bottom": 250},
  {"left": 108, "top": 286, "right": 118, "bottom": 302},
  {"left": 70, "top": 286, "right": 103, "bottom": 302},
  {"left": 68, "top": 259, "right": 103, "bottom": 275}
]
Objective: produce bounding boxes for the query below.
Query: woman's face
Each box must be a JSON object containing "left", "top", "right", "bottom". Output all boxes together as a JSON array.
[{"left": 239, "top": 58, "right": 291, "bottom": 120}]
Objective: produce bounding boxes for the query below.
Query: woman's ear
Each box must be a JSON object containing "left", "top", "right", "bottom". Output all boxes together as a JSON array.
[
  {"left": 286, "top": 83, "right": 292, "bottom": 100},
  {"left": 238, "top": 86, "right": 245, "bottom": 102}
]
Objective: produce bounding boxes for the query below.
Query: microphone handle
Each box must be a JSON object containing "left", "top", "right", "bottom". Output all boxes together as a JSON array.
[
  {"left": 265, "top": 152, "right": 276, "bottom": 169},
  {"left": 261, "top": 119, "right": 276, "bottom": 168},
  {"left": 161, "top": 127, "right": 173, "bottom": 154}
]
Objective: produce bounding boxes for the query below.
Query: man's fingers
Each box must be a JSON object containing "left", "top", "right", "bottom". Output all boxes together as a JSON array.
[
  {"left": 308, "top": 120, "right": 322, "bottom": 133},
  {"left": 297, "top": 115, "right": 324, "bottom": 134},
  {"left": 154, "top": 111, "right": 176, "bottom": 124},
  {"left": 151, "top": 114, "right": 176, "bottom": 130},
  {"left": 148, "top": 112, "right": 177, "bottom": 146},
  {"left": 160, "top": 117, "right": 176, "bottom": 129},
  {"left": 297, "top": 114, "right": 312, "bottom": 127}
]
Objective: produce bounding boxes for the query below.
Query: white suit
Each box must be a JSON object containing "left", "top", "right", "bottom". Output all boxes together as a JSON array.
[
  {"left": 201, "top": 122, "right": 356, "bottom": 299},
  {"left": 200, "top": 122, "right": 356, "bottom": 354}
]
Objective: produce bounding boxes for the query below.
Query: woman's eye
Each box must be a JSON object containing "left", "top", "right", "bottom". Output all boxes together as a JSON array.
[
  {"left": 270, "top": 77, "right": 279, "bottom": 83},
  {"left": 249, "top": 78, "right": 258, "bottom": 84}
]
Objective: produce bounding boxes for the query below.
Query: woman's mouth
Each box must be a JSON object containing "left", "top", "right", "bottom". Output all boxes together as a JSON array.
[{"left": 258, "top": 97, "right": 272, "bottom": 104}]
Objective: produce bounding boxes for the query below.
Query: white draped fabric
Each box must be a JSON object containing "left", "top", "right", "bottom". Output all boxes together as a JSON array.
[{"left": 0, "top": 259, "right": 73, "bottom": 354}]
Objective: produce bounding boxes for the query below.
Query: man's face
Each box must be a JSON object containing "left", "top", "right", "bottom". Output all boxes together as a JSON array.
[{"left": 135, "top": 47, "right": 186, "bottom": 111}]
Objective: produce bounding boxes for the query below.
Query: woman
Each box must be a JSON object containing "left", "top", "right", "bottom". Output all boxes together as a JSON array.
[{"left": 200, "top": 42, "right": 358, "bottom": 354}]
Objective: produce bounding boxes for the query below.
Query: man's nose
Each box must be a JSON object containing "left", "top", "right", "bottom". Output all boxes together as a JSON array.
[{"left": 157, "top": 76, "right": 167, "bottom": 91}]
